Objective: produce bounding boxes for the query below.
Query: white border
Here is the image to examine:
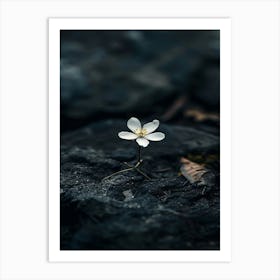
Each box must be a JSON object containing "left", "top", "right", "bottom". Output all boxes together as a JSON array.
[{"left": 49, "top": 18, "right": 231, "bottom": 262}]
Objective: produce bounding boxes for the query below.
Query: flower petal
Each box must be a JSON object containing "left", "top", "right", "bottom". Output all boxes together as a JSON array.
[
  {"left": 118, "top": 131, "right": 138, "bottom": 140},
  {"left": 136, "top": 137, "right": 149, "bottom": 147},
  {"left": 127, "top": 117, "right": 141, "bottom": 133},
  {"left": 144, "top": 132, "right": 165, "bottom": 141},
  {"left": 143, "top": 119, "right": 160, "bottom": 134}
]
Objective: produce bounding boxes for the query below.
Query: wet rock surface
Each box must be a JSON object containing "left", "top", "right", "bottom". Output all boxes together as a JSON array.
[{"left": 61, "top": 120, "right": 220, "bottom": 250}]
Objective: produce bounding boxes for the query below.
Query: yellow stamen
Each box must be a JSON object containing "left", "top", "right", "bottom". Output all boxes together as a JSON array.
[{"left": 135, "top": 128, "right": 147, "bottom": 137}]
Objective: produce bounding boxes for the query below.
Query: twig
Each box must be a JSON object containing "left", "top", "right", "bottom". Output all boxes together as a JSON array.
[
  {"left": 102, "top": 145, "right": 152, "bottom": 181},
  {"left": 134, "top": 167, "right": 152, "bottom": 180},
  {"left": 102, "top": 167, "right": 134, "bottom": 181}
]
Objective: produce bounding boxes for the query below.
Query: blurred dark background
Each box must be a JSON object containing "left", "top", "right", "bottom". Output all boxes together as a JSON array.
[
  {"left": 60, "top": 30, "right": 220, "bottom": 250},
  {"left": 60, "top": 30, "right": 220, "bottom": 134}
]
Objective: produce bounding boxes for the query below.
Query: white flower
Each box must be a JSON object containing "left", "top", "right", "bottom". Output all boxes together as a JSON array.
[{"left": 118, "top": 117, "right": 165, "bottom": 147}]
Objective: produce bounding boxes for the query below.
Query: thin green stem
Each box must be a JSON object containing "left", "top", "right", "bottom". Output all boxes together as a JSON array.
[{"left": 137, "top": 145, "right": 141, "bottom": 163}]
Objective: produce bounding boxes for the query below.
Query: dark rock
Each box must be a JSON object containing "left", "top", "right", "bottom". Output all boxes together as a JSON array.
[
  {"left": 60, "top": 119, "right": 220, "bottom": 250},
  {"left": 111, "top": 147, "right": 136, "bottom": 161},
  {"left": 61, "top": 119, "right": 219, "bottom": 156}
]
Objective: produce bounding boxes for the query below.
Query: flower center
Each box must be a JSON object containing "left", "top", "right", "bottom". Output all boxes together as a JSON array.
[{"left": 135, "top": 128, "right": 147, "bottom": 137}]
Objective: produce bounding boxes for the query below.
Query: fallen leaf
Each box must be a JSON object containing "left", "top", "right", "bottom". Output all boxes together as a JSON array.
[
  {"left": 162, "top": 96, "right": 187, "bottom": 121},
  {"left": 180, "top": 157, "right": 215, "bottom": 186},
  {"left": 184, "top": 109, "right": 219, "bottom": 122}
]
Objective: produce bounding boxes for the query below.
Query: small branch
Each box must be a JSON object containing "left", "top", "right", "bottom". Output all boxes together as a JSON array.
[
  {"left": 135, "top": 159, "right": 143, "bottom": 168},
  {"left": 102, "top": 167, "right": 134, "bottom": 181},
  {"left": 125, "top": 160, "right": 150, "bottom": 179},
  {"left": 123, "top": 162, "right": 134, "bottom": 168},
  {"left": 134, "top": 167, "right": 152, "bottom": 180},
  {"left": 102, "top": 145, "right": 152, "bottom": 181}
]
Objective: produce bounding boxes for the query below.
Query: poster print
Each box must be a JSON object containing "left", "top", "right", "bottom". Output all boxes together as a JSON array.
[{"left": 49, "top": 18, "right": 231, "bottom": 262}]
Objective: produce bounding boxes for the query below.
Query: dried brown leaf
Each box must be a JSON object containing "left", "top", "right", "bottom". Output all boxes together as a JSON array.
[
  {"left": 185, "top": 109, "right": 219, "bottom": 122},
  {"left": 162, "top": 96, "right": 187, "bottom": 121},
  {"left": 180, "top": 157, "right": 215, "bottom": 186}
]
